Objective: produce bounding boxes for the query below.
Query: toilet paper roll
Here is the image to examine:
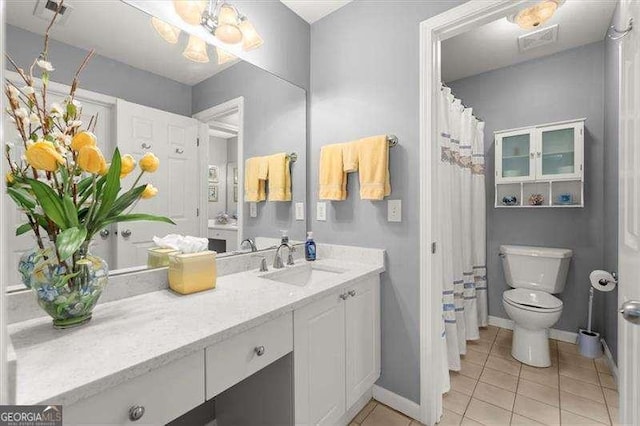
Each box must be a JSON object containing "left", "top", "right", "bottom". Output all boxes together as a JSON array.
[{"left": 589, "top": 270, "right": 617, "bottom": 292}]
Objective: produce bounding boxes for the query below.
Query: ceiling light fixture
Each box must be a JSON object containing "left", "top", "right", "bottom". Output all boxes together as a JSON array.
[
  {"left": 173, "top": 0, "right": 207, "bottom": 25},
  {"left": 151, "top": 17, "right": 181, "bottom": 44},
  {"left": 508, "top": 0, "right": 564, "bottom": 30},
  {"left": 183, "top": 35, "right": 210, "bottom": 63},
  {"left": 201, "top": 0, "right": 264, "bottom": 51},
  {"left": 216, "top": 46, "right": 237, "bottom": 65}
]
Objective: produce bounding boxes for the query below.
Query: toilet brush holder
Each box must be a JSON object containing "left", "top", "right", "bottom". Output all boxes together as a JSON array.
[{"left": 578, "top": 329, "right": 603, "bottom": 358}]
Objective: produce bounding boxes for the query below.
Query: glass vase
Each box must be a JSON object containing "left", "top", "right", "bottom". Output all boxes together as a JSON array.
[{"left": 27, "top": 241, "right": 109, "bottom": 328}]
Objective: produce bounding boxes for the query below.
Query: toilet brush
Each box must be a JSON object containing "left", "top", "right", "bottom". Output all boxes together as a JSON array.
[{"left": 578, "top": 270, "right": 617, "bottom": 358}]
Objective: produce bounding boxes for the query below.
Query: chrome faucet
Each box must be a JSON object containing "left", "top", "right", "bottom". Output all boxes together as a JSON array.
[
  {"left": 273, "top": 243, "right": 295, "bottom": 269},
  {"left": 240, "top": 238, "right": 258, "bottom": 252},
  {"left": 252, "top": 254, "right": 268, "bottom": 272}
]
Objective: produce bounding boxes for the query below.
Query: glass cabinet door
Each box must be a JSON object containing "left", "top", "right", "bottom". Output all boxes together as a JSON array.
[
  {"left": 540, "top": 127, "right": 576, "bottom": 176},
  {"left": 500, "top": 133, "right": 532, "bottom": 180}
]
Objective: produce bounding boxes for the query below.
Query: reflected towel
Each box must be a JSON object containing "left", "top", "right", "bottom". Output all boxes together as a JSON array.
[
  {"left": 319, "top": 143, "right": 348, "bottom": 200},
  {"left": 244, "top": 156, "right": 268, "bottom": 202},
  {"left": 343, "top": 135, "right": 391, "bottom": 200},
  {"left": 266, "top": 153, "right": 292, "bottom": 201}
]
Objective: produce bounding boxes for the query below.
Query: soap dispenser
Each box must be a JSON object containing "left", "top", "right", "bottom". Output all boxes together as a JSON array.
[{"left": 305, "top": 232, "right": 316, "bottom": 261}]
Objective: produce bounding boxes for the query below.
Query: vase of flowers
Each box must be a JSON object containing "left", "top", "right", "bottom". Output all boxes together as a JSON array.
[{"left": 4, "top": 3, "right": 173, "bottom": 328}]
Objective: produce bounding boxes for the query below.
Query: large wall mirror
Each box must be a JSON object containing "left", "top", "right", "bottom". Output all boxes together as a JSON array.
[{"left": 4, "top": 0, "right": 307, "bottom": 291}]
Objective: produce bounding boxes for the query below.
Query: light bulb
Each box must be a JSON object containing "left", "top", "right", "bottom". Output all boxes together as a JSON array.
[
  {"left": 173, "top": 0, "right": 207, "bottom": 25},
  {"left": 515, "top": 0, "right": 559, "bottom": 29},
  {"left": 183, "top": 35, "right": 209, "bottom": 63},
  {"left": 151, "top": 17, "right": 181, "bottom": 44},
  {"left": 239, "top": 19, "right": 263, "bottom": 51},
  {"left": 216, "top": 46, "right": 237, "bottom": 65}
]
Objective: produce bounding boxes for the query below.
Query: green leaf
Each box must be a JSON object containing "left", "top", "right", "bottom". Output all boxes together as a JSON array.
[
  {"left": 109, "top": 185, "right": 146, "bottom": 216},
  {"left": 26, "top": 178, "right": 68, "bottom": 229},
  {"left": 15, "top": 222, "right": 33, "bottom": 236},
  {"left": 101, "top": 213, "right": 175, "bottom": 227},
  {"left": 62, "top": 195, "right": 79, "bottom": 227},
  {"left": 42, "top": 72, "right": 49, "bottom": 86},
  {"left": 7, "top": 187, "right": 36, "bottom": 210},
  {"left": 66, "top": 102, "right": 77, "bottom": 119},
  {"left": 93, "top": 148, "right": 121, "bottom": 224},
  {"left": 56, "top": 227, "right": 87, "bottom": 261}
]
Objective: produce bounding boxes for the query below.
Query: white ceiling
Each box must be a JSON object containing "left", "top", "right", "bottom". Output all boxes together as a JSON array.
[
  {"left": 442, "top": 0, "right": 617, "bottom": 82},
  {"left": 280, "top": 0, "right": 353, "bottom": 24},
  {"left": 7, "top": 0, "right": 238, "bottom": 86}
]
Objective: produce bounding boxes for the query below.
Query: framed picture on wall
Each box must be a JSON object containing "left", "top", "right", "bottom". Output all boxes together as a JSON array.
[
  {"left": 208, "top": 165, "right": 219, "bottom": 183},
  {"left": 233, "top": 185, "right": 238, "bottom": 202},
  {"left": 208, "top": 184, "right": 218, "bottom": 202}
]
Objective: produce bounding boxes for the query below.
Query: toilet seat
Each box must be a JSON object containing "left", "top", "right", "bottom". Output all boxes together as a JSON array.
[{"left": 503, "top": 288, "right": 563, "bottom": 313}]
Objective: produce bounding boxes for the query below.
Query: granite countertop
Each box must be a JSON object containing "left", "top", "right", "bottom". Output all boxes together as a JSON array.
[{"left": 9, "top": 258, "right": 384, "bottom": 407}]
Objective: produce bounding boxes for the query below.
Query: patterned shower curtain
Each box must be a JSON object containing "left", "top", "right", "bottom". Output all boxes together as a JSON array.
[{"left": 437, "top": 86, "right": 488, "bottom": 391}]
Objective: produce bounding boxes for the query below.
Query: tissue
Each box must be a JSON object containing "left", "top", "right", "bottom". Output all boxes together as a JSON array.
[
  {"left": 153, "top": 234, "right": 209, "bottom": 254},
  {"left": 589, "top": 270, "right": 617, "bottom": 292}
]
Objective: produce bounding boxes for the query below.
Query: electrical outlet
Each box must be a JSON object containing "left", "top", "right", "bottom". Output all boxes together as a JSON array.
[
  {"left": 249, "top": 202, "right": 257, "bottom": 218},
  {"left": 295, "top": 202, "right": 305, "bottom": 220},
  {"left": 388, "top": 199, "right": 401, "bottom": 222},
  {"left": 316, "top": 202, "right": 327, "bottom": 221}
]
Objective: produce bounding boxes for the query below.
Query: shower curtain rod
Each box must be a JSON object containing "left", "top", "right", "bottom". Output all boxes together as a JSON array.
[{"left": 440, "top": 82, "right": 484, "bottom": 122}]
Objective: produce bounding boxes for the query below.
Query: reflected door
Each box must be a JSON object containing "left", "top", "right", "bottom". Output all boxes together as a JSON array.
[
  {"left": 537, "top": 122, "right": 583, "bottom": 180},
  {"left": 495, "top": 130, "right": 535, "bottom": 183},
  {"left": 116, "top": 100, "right": 200, "bottom": 269}
]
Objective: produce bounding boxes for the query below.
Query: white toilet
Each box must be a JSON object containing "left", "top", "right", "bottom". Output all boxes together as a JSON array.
[{"left": 500, "top": 245, "right": 573, "bottom": 367}]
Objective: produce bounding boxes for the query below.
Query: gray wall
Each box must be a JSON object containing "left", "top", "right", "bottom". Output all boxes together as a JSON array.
[
  {"left": 193, "top": 61, "right": 307, "bottom": 242},
  {"left": 448, "top": 42, "right": 606, "bottom": 335},
  {"left": 6, "top": 25, "right": 192, "bottom": 116},
  {"left": 602, "top": 11, "right": 620, "bottom": 362},
  {"left": 310, "top": 0, "right": 466, "bottom": 404}
]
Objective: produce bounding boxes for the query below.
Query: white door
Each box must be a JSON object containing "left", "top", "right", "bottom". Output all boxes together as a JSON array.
[
  {"left": 345, "top": 276, "right": 381, "bottom": 407},
  {"left": 618, "top": 0, "right": 640, "bottom": 423},
  {"left": 116, "top": 100, "right": 200, "bottom": 269},
  {"left": 294, "top": 292, "right": 346, "bottom": 426},
  {"left": 495, "top": 129, "right": 535, "bottom": 183},
  {"left": 536, "top": 121, "right": 584, "bottom": 181}
]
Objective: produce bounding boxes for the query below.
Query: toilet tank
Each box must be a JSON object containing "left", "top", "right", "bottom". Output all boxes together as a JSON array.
[{"left": 499, "top": 245, "right": 572, "bottom": 294}]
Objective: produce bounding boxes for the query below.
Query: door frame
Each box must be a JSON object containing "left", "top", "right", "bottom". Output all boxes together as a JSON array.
[
  {"left": 193, "top": 97, "right": 245, "bottom": 249},
  {"left": 418, "top": 1, "right": 530, "bottom": 424}
]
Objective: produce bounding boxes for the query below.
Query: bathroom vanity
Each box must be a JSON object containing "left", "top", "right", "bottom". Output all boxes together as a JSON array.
[{"left": 7, "top": 245, "right": 383, "bottom": 425}]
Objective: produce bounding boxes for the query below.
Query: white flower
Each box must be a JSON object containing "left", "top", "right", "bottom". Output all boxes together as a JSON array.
[
  {"left": 21, "top": 85, "right": 35, "bottom": 95},
  {"left": 72, "top": 99, "right": 82, "bottom": 108},
  {"left": 67, "top": 120, "right": 82, "bottom": 128},
  {"left": 7, "top": 85, "right": 18, "bottom": 100},
  {"left": 6, "top": 142, "right": 14, "bottom": 149},
  {"left": 20, "top": 117, "right": 29, "bottom": 130},
  {"left": 36, "top": 60, "right": 54, "bottom": 72},
  {"left": 50, "top": 102, "right": 63, "bottom": 117},
  {"left": 14, "top": 107, "right": 28, "bottom": 119},
  {"left": 29, "top": 113, "right": 40, "bottom": 125}
]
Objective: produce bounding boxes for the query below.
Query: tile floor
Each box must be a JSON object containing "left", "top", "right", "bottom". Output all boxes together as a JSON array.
[{"left": 349, "top": 326, "right": 619, "bottom": 426}]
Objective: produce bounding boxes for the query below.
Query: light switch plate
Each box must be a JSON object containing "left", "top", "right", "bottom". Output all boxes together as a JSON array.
[
  {"left": 316, "top": 202, "right": 327, "bottom": 221},
  {"left": 295, "top": 202, "right": 305, "bottom": 221},
  {"left": 388, "top": 199, "right": 401, "bottom": 222},
  {"left": 249, "top": 202, "right": 257, "bottom": 218}
]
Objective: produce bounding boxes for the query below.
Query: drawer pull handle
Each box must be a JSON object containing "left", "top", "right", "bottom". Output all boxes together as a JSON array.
[
  {"left": 348, "top": 290, "right": 356, "bottom": 297},
  {"left": 255, "top": 345, "right": 265, "bottom": 356},
  {"left": 129, "top": 405, "right": 145, "bottom": 421}
]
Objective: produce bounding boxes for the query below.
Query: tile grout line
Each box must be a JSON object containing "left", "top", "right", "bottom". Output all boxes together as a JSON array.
[
  {"left": 460, "top": 328, "right": 498, "bottom": 424},
  {"left": 556, "top": 342, "right": 563, "bottom": 425},
  {"left": 595, "top": 365, "right": 615, "bottom": 426}
]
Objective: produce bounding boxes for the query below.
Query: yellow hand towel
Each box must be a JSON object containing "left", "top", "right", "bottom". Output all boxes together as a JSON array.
[
  {"left": 266, "top": 153, "right": 292, "bottom": 202},
  {"left": 319, "top": 143, "right": 348, "bottom": 201},
  {"left": 244, "top": 156, "right": 268, "bottom": 202},
  {"left": 343, "top": 135, "right": 391, "bottom": 200}
]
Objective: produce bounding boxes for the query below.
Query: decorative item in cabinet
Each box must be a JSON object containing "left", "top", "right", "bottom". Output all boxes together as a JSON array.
[
  {"left": 496, "top": 183, "right": 522, "bottom": 207},
  {"left": 524, "top": 182, "right": 550, "bottom": 206}
]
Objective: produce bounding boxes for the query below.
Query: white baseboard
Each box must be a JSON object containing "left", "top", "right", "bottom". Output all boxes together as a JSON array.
[
  {"left": 372, "top": 385, "right": 421, "bottom": 422},
  {"left": 488, "top": 316, "right": 578, "bottom": 344},
  {"left": 601, "top": 338, "right": 619, "bottom": 386},
  {"left": 340, "top": 388, "right": 373, "bottom": 426}
]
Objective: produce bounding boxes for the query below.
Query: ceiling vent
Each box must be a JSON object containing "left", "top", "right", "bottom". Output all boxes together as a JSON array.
[
  {"left": 518, "top": 24, "right": 559, "bottom": 53},
  {"left": 33, "top": 0, "right": 73, "bottom": 26}
]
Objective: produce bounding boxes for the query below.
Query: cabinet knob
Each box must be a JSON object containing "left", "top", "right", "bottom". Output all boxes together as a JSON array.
[
  {"left": 121, "top": 229, "right": 132, "bottom": 238},
  {"left": 348, "top": 290, "right": 356, "bottom": 297},
  {"left": 339, "top": 293, "right": 348, "bottom": 300},
  {"left": 255, "top": 345, "right": 265, "bottom": 356},
  {"left": 129, "top": 405, "right": 145, "bottom": 421}
]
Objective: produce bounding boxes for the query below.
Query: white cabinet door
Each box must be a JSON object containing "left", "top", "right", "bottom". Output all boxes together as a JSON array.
[
  {"left": 294, "top": 292, "right": 346, "bottom": 426},
  {"left": 495, "top": 129, "right": 535, "bottom": 183},
  {"left": 345, "top": 276, "right": 381, "bottom": 407},
  {"left": 536, "top": 121, "right": 584, "bottom": 180},
  {"left": 115, "top": 100, "right": 200, "bottom": 269}
]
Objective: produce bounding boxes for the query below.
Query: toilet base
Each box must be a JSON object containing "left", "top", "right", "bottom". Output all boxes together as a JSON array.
[{"left": 511, "top": 325, "right": 551, "bottom": 367}]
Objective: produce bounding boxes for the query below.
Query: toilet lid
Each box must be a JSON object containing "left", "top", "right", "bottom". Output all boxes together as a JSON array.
[{"left": 503, "top": 288, "right": 563, "bottom": 310}]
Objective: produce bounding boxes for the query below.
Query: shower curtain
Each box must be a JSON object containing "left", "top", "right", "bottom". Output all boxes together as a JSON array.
[{"left": 437, "top": 86, "right": 488, "bottom": 389}]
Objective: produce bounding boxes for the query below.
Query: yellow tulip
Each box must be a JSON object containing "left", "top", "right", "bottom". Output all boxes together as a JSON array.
[
  {"left": 139, "top": 153, "right": 159, "bottom": 173},
  {"left": 99, "top": 162, "right": 110, "bottom": 177},
  {"left": 141, "top": 183, "right": 158, "bottom": 199},
  {"left": 77, "top": 145, "right": 107, "bottom": 174},
  {"left": 70, "top": 131, "right": 97, "bottom": 152},
  {"left": 25, "top": 141, "right": 65, "bottom": 172},
  {"left": 5, "top": 172, "right": 14, "bottom": 185},
  {"left": 120, "top": 154, "right": 136, "bottom": 178}
]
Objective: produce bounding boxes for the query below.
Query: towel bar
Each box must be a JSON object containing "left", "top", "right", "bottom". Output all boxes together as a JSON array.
[
  {"left": 287, "top": 152, "right": 298, "bottom": 162},
  {"left": 387, "top": 135, "right": 398, "bottom": 147}
]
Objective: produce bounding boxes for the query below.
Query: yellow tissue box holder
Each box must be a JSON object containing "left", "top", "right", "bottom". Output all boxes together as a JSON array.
[
  {"left": 147, "top": 247, "right": 179, "bottom": 268},
  {"left": 168, "top": 251, "right": 217, "bottom": 295}
]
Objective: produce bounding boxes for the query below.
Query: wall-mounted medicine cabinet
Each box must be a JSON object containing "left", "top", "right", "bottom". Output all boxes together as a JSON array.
[{"left": 495, "top": 118, "right": 585, "bottom": 208}]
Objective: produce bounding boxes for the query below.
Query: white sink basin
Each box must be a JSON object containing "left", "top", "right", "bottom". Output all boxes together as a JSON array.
[{"left": 261, "top": 263, "right": 346, "bottom": 286}]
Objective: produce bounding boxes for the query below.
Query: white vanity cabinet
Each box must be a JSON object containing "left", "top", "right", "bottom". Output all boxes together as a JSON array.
[{"left": 294, "top": 275, "right": 381, "bottom": 426}]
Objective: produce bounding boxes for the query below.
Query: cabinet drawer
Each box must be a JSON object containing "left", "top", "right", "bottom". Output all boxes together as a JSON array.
[
  {"left": 64, "top": 351, "right": 205, "bottom": 425},
  {"left": 206, "top": 313, "right": 293, "bottom": 399},
  {"left": 207, "top": 229, "right": 237, "bottom": 241}
]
